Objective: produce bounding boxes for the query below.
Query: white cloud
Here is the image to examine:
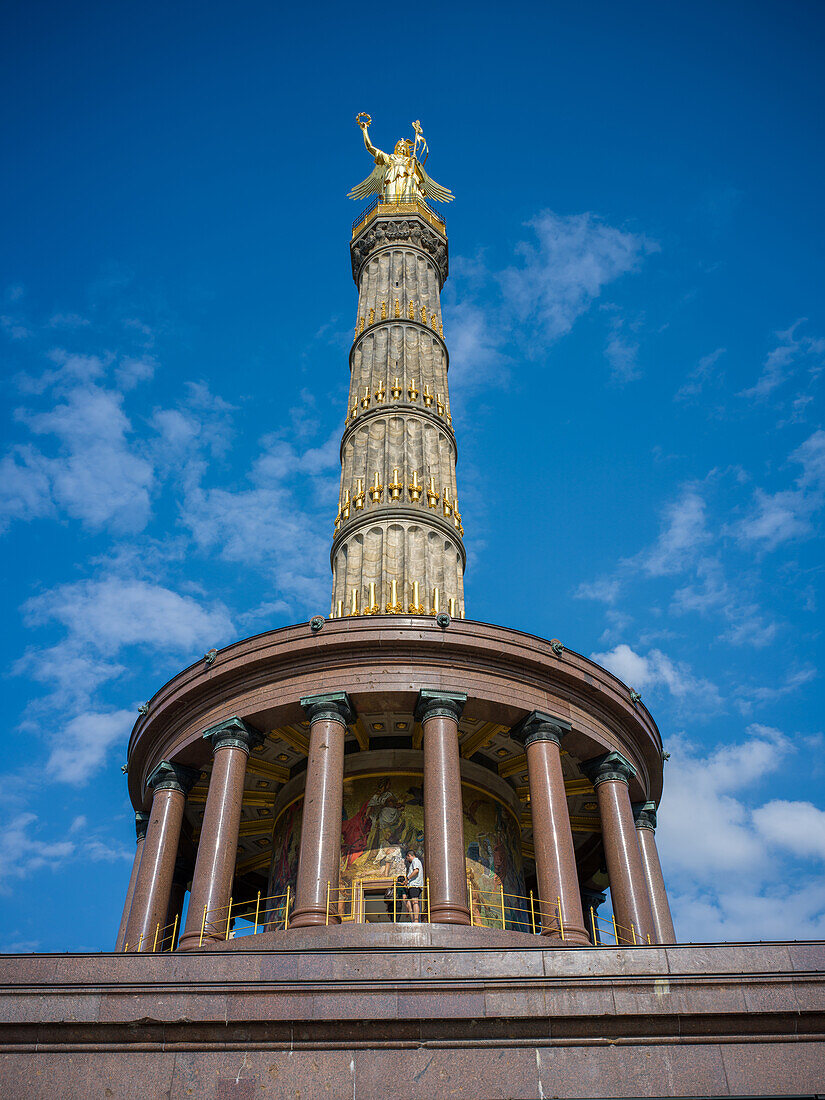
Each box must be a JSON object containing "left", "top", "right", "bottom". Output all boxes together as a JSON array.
[
  {"left": 657, "top": 726, "right": 789, "bottom": 880},
  {"left": 737, "top": 429, "right": 825, "bottom": 550},
  {"left": 443, "top": 300, "right": 508, "bottom": 394},
  {"left": 604, "top": 315, "right": 641, "bottom": 383},
  {"left": 740, "top": 321, "right": 825, "bottom": 402},
  {"left": 671, "top": 556, "right": 778, "bottom": 649},
  {"left": 17, "top": 576, "right": 235, "bottom": 783},
  {"left": 671, "top": 882, "right": 825, "bottom": 942},
  {"left": 0, "top": 447, "right": 54, "bottom": 530},
  {"left": 499, "top": 211, "right": 657, "bottom": 343},
  {"left": 45, "top": 708, "right": 135, "bottom": 784},
  {"left": 753, "top": 799, "right": 825, "bottom": 861},
  {"left": 24, "top": 576, "right": 235, "bottom": 655},
  {"left": 675, "top": 347, "right": 726, "bottom": 402},
  {"left": 636, "top": 488, "right": 709, "bottom": 576},
  {"left": 0, "top": 808, "right": 131, "bottom": 891},
  {"left": 445, "top": 208, "right": 656, "bottom": 393},
  {"left": 0, "top": 813, "right": 75, "bottom": 888},
  {"left": 575, "top": 577, "right": 621, "bottom": 604},
  {"left": 657, "top": 727, "right": 825, "bottom": 940},
  {"left": 4, "top": 383, "right": 154, "bottom": 534},
  {"left": 590, "top": 642, "right": 723, "bottom": 711},
  {"left": 735, "top": 666, "right": 817, "bottom": 713}
]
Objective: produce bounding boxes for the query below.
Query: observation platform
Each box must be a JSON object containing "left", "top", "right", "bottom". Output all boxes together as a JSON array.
[{"left": 351, "top": 194, "right": 446, "bottom": 239}]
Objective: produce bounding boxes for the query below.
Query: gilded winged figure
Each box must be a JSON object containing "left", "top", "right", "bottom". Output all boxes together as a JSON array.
[{"left": 348, "top": 115, "right": 453, "bottom": 204}]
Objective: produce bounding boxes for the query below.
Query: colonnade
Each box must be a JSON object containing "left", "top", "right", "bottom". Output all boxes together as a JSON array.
[{"left": 117, "top": 695, "right": 675, "bottom": 950}]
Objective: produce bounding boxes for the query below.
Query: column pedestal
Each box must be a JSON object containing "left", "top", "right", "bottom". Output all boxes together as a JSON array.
[
  {"left": 123, "top": 762, "right": 199, "bottom": 952},
  {"left": 416, "top": 690, "right": 470, "bottom": 926},
  {"left": 179, "top": 717, "right": 264, "bottom": 950},
  {"left": 290, "top": 693, "right": 354, "bottom": 928},
  {"left": 114, "top": 812, "right": 149, "bottom": 952},
  {"left": 511, "top": 712, "right": 589, "bottom": 945},
  {"left": 634, "top": 801, "right": 676, "bottom": 944},
  {"left": 582, "top": 752, "right": 655, "bottom": 946}
]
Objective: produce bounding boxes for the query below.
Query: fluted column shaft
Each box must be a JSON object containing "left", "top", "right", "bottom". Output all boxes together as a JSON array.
[
  {"left": 513, "top": 713, "right": 588, "bottom": 945},
  {"left": 582, "top": 752, "right": 655, "bottom": 945},
  {"left": 416, "top": 690, "right": 470, "bottom": 925},
  {"left": 180, "top": 717, "right": 264, "bottom": 950},
  {"left": 290, "top": 693, "right": 354, "bottom": 928},
  {"left": 114, "top": 812, "right": 149, "bottom": 951},
  {"left": 123, "top": 762, "right": 199, "bottom": 952},
  {"left": 634, "top": 802, "right": 676, "bottom": 944}
]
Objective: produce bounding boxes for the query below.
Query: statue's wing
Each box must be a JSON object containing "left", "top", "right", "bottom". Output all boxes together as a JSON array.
[
  {"left": 347, "top": 165, "right": 385, "bottom": 201},
  {"left": 416, "top": 163, "right": 454, "bottom": 203}
]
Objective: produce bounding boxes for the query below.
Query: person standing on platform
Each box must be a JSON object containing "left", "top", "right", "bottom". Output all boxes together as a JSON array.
[{"left": 404, "top": 849, "right": 424, "bottom": 923}]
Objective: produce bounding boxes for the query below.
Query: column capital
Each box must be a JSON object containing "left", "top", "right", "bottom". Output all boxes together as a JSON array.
[
  {"left": 633, "top": 800, "right": 658, "bottom": 831},
  {"left": 580, "top": 750, "right": 636, "bottom": 787},
  {"left": 581, "top": 887, "right": 607, "bottom": 910},
  {"left": 135, "top": 811, "right": 150, "bottom": 842},
  {"left": 202, "top": 715, "right": 265, "bottom": 755},
  {"left": 415, "top": 689, "right": 467, "bottom": 724},
  {"left": 300, "top": 691, "right": 355, "bottom": 727},
  {"left": 509, "top": 710, "right": 572, "bottom": 748},
  {"left": 146, "top": 760, "right": 201, "bottom": 796}
]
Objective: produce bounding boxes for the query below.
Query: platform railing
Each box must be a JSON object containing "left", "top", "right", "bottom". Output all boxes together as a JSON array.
[
  {"left": 589, "top": 906, "right": 650, "bottom": 947},
  {"left": 128, "top": 882, "right": 652, "bottom": 950},
  {"left": 351, "top": 194, "right": 447, "bottom": 238},
  {"left": 123, "top": 913, "right": 179, "bottom": 954}
]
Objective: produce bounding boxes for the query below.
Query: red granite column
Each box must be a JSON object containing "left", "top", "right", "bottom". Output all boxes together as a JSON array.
[
  {"left": 290, "top": 693, "right": 354, "bottom": 928},
  {"left": 634, "top": 801, "right": 677, "bottom": 944},
  {"left": 114, "top": 812, "right": 149, "bottom": 951},
  {"left": 123, "top": 762, "right": 199, "bottom": 952},
  {"left": 179, "top": 717, "right": 264, "bottom": 950},
  {"left": 512, "top": 713, "right": 589, "bottom": 945},
  {"left": 582, "top": 752, "right": 655, "bottom": 945},
  {"left": 416, "top": 690, "right": 470, "bottom": 925}
]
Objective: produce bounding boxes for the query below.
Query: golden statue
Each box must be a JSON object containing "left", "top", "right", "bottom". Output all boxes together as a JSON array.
[{"left": 348, "top": 114, "right": 454, "bottom": 204}]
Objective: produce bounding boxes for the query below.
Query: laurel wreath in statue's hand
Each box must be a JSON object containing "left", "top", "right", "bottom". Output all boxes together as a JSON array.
[{"left": 356, "top": 112, "right": 372, "bottom": 129}]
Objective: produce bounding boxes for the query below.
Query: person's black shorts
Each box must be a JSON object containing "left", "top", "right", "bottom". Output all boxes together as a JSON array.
[{"left": 407, "top": 886, "right": 422, "bottom": 899}]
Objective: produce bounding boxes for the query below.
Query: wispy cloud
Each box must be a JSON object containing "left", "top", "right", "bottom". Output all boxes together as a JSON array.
[
  {"left": 445, "top": 208, "right": 658, "bottom": 395},
  {"left": 676, "top": 347, "right": 726, "bottom": 402},
  {"left": 739, "top": 320, "right": 825, "bottom": 403},
  {"left": 736, "top": 429, "right": 825, "bottom": 550},
  {"left": 590, "top": 642, "right": 724, "bottom": 714},
  {"left": 17, "top": 575, "right": 236, "bottom": 782}
]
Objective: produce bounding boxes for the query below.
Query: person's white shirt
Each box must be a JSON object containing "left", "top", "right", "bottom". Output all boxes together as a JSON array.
[{"left": 407, "top": 857, "right": 423, "bottom": 888}]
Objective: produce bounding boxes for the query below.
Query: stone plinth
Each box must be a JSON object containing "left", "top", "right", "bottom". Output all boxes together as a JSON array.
[{"left": 1, "top": 938, "right": 823, "bottom": 1098}]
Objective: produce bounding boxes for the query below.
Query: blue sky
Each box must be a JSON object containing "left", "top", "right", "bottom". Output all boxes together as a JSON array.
[{"left": 1, "top": 0, "right": 823, "bottom": 951}]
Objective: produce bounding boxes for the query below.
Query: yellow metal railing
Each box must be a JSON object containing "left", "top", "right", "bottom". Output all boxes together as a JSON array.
[
  {"left": 589, "top": 905, "right": 651, "bottom": 947},
  {"left": 123, "top": 913, "right": 179, "bottom": 954},
  {"left": 125, "top": 884, "right": 652, "bottom": 951}
]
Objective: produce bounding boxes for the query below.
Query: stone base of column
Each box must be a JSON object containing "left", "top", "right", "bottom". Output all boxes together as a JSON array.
[
  {"left": 430, "top": 902, "right": 470, "bottom": 925},
  {"left": 178, "top": 929, "right": 228, "bottom": 951},
  {"left": 541, "top": 923, "right": 591, "bottom": 946},
  {"left": 289, "top": 906, "right": 342, "bottom": 928}
]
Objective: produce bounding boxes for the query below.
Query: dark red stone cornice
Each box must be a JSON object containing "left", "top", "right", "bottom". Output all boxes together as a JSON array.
[{"left": 126, "top": 618, "right": 663, "bottom": 810}]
